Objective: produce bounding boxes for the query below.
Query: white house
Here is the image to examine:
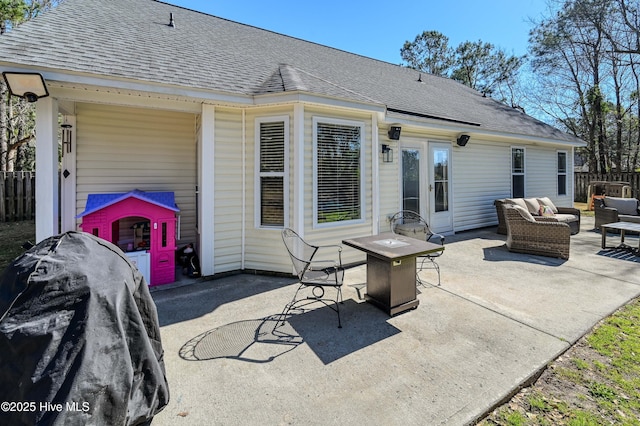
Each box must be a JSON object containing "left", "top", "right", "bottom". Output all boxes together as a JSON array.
[{"left": 0, "top": 0, "right": 585, "bottom": 281}]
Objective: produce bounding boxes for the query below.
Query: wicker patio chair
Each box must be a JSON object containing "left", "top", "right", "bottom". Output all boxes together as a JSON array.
[
  {"left": 390, "top": 210, "right": 444, "bottom": 286},
  {"left": 503, "top": 204, "right": 571, "bottom": 260},
  {"left": 278, "top": 228, "right": 345, "bottom": 328}
]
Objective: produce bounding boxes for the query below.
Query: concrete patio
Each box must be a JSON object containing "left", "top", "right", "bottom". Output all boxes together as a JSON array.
[{"left": 150, "top": 216, "right": 640, "bottom": 425}]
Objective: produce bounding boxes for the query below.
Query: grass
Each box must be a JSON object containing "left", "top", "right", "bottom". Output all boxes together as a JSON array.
[
  {"left": 481, "top": 298, "right": 640, "bottom": 425},
  {"left": 0, "top": 220, "right": 35, "bottom": 271}
]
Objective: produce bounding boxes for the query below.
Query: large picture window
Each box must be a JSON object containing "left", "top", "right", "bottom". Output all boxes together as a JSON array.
[
  {"left": 313, "top": 117, "right": 364, "bottom": 226},
  {"left": 511, "top": 147, "right": 525, "bottom": 198},
  {"left": 256, "top": 117, "right": 288, "bottom": 228},
  {"left": 557, "top": 151, "right": 567, "bottom": 196}
]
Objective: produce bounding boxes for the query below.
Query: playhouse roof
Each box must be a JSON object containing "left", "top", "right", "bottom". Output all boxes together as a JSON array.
[{"left": 76, "top": 189, "right": 179, "bottom": 218}]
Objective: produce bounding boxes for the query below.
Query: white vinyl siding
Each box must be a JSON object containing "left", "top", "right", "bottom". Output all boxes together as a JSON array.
[
  {"left": 75, "top": 103, "right": 197, "bottom": 246},
  {"left": 243, "top": 107, "right": 295, "bottom": 273},
  {"left": 452, "top": 139, "right": 510, "bottom": 231},
  {"left": 213, "top": 108, "right": 244, "bottom": 272}
]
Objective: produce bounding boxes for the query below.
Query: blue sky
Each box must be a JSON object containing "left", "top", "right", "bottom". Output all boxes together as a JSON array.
[{"left": 166, "top": 0, "right": 549, "bottom": 64}]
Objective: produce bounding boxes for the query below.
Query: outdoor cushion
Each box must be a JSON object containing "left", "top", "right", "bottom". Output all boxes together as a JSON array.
[
  {"left": 604, "top": 196, "right": 639, "bottom": 216},
  {"left": 537, "top": 197, "right": 558, "bottom": 213},
  {"left": 553, "top": 213, "right": 577, "bottom": 223},
  {"left": 512, "top": 204, "right": 535, "bottom": 222},
  {"left": 506, "top": 198, "right": 528, "bottom": 211},
  {"left": 524, "top": 198, "right": 542, "bottom": 215}
]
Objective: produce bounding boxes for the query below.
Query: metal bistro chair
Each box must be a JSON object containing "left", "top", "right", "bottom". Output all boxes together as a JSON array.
[
  {"left": 279, "top": 228, "right": 345, "bottom": 328},
  {"left": 390, "top": 210, "right": 445, "bottom": 286}
]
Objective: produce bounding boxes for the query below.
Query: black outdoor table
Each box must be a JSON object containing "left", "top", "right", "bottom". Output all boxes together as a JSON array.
[{"left": 342, "top": 232, "right": 444, "bottom": 316}]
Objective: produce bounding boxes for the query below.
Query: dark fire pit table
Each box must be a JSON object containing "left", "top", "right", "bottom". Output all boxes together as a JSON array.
[{"left": 342, "top": 232, "right": 444, "bottom": 316}]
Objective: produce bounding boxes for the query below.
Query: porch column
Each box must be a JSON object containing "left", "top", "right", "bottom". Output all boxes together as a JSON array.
[
  {"left": 198, "top": 104, "right": 215, "bottom": 276},
  {"left": 293, "top": 103, "right": 305, "bottom": 235},
  {"left": 35, "top": 97, "right": 59, "bottom": 242}
]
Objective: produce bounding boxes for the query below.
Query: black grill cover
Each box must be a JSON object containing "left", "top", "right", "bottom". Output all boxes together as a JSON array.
[{"left": 0, "top": 232, "right": 169, "bottom": 425}]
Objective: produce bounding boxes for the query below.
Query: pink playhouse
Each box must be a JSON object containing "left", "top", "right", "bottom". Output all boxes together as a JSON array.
[{"left": 77, "top": 189, "right": 179, "bottom": 286}]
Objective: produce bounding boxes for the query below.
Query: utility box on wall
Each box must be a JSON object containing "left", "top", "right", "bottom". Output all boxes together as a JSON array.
[{"left": 77, "top": 189, "right": 179, "bottom": 286}]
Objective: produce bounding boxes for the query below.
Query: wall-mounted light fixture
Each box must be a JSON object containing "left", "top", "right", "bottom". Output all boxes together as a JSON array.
[
  {"left": 381, "top": 144, "right": 393, "bottom": 163},
  {"left": 456, "top": 134, "right": 470, "bottom": 147},
  {"left": 388, "top": 125, "right": 401, "bottom": 140},
  {"left": 2, "top": 72, "right": 49, "bottom": 103}
]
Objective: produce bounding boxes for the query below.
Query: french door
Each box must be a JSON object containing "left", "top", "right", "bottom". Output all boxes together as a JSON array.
[{"left": 401, "top": 142, "right": 452, "bottom": 234}]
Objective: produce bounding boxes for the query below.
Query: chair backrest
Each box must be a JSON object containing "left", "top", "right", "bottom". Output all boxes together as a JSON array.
[
  {"left": 281, "top": 228, "right": 318, "bottom": 279},
  {"left": 390, "top": 210, "right": 433, "bottom": 241}
]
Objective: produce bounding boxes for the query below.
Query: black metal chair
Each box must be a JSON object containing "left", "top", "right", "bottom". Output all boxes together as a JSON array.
[
  {"left": 278, "top": 228, "right": 345, "bottom": 328},
  {"left": 390, "top": 210, "right": 444, "bottom": 286}
]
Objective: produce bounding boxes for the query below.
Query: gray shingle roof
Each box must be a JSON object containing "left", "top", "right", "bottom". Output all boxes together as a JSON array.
[{"left": 0, "top": 0, "right": 583, "bottom": 144}]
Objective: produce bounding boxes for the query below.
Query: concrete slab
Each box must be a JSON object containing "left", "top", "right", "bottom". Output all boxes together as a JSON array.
[{"left": 150, "top": 216, "right": 640, "bottom": 425}]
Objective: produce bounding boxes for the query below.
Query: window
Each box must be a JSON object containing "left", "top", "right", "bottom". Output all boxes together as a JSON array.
[
  {"left": 313, "top": 117, "right": 364, "bottom": 226},
  {"left": 256, "top": 117, "right": 288, "bottom": 228},
  {"left": 511, "top": 147, "right": 525, "bottom": 198},
  {"left": 557, "top": 151, "right": 567, "bottom": 196}
]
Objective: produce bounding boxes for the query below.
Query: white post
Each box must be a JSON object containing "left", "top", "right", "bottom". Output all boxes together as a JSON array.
[
  {"left": 293, "top": 103, "right": 305, "bottom": 235},
  {"left": 35, "top": 97, "right": 59, "bottom": 242},
  {"left": 198, "top": 104, "right": 215, "bottom": 276}
]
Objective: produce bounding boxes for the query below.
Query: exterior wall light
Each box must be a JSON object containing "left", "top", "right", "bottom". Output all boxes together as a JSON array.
[
  {"left": 2, "top": 72, "right": 49, "bottom": 103},
  {"left": 381, "top": 144, "right": 393, "bottom": 163},
  {"left": 456, "top": 134, "right": 470, "bottom": 147}
]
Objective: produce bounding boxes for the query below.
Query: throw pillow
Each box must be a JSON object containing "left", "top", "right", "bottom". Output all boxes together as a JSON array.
[
  {"left": 537, "top": 197, "right": 558, "bottom": 214},
  {"left": 540, "top": 205, "right": 555, "bottom": 217}
]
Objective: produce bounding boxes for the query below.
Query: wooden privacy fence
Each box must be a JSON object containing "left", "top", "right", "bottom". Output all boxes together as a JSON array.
[
  {"left": 574, "top": 172, "right": 640, "bottom": 202},
  {"left": 0, "top": 171, "right": 35, "bottom": 222},
  {"left": 2, "top": 171, "right": 638, "bottom": 221}
]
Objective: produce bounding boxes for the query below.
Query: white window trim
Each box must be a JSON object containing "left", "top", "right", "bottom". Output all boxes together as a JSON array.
[
  {"left": 254, "top": 115, "right": 290, "bottom": 229},
  {"left": 312, "top": 116, "right": 366, "bottom": 228},
  {"left": 511, "top": 146, "right": 526, "bottom": 198},
  {"left": 557, "top": 150, "right": 568, "bottom": 196}
]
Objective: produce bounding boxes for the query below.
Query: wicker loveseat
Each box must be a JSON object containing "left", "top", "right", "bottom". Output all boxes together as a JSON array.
[
  {"left": 503, "top": 204, "right": 571, "bottom": 260},
  {"left": 495, "top": 198, "right": 581, "bottom": 235},
  {"left": 594, "top": 197, "right": 640, "bottom": 230}
]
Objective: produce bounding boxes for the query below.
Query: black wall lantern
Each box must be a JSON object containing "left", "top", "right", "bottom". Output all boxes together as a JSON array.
[
  {"left": 388, "top": 125, "right": 401, "bottom": 140},
  {"left": 381, "top": 144, "right": 393, "bottom": 163},
  {"left": 456, "top": 134, "right": 470, "bottom": 147},
  {"left": 2, "top": 72, "right": 49, "bottom": 103}
]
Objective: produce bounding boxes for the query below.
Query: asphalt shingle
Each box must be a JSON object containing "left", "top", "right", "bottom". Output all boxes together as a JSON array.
[{"left": 0, "top": 0, "right": 582, "bottom": 143}]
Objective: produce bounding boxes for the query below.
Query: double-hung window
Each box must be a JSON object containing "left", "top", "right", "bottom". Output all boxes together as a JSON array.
[
  {"left": 256, "top": 117, "right": 288, "bottom": 228},
  {"left": 511, "top": 147, "right": 525, "bottom": 198},
  {"left": 557, "top": 151, "right": 567, "bottom": 196},
  {"left": 313, "top": 117, "right": 365, "bottom": 227}
]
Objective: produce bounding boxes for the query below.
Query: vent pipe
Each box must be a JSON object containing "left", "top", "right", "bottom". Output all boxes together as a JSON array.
[{"left": 168, "top": 13, "right": 175, "bottom": 28}]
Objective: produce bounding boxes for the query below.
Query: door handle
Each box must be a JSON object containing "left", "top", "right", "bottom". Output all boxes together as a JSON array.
[{"left": 429, "top": 184, "right": 433, "bottom": 192}]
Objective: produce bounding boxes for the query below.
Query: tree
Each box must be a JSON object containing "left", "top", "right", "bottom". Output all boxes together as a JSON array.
[
  {"left": 1, "top": 0, "right": 60, "bottom": 172},
  {"left": 400, "top": 30, "right": 454, "bottom": 77},
  {"left": 528, "top": 0, "right": 640, "bottom": 173},
  {"left": 400, "top": 31, "right": 525, "bottom": 107}
]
